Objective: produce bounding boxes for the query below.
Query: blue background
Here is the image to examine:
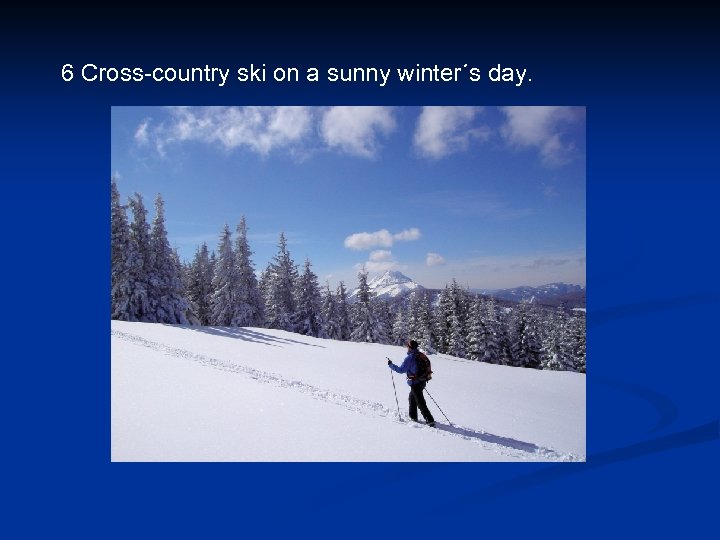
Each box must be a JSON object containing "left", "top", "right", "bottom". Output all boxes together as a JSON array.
[{"left": 2, "top": 7, "right": 717, "bottom": 539}]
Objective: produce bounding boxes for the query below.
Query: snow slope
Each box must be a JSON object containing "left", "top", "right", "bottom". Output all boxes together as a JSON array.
[{"left": 111, "top": 321, "right": 585, "bottom": 462}]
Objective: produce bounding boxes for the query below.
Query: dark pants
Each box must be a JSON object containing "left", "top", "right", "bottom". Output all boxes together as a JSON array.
[{"left": 409, "top": 382, "right": 435, "bottom": 423}]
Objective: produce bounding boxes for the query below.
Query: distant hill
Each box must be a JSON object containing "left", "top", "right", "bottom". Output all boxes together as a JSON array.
[{"left": 477, "top": 283, "right": 586, "bottom": 308}]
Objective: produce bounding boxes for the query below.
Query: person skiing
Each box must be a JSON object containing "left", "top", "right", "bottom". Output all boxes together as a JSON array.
[{"left": 388, "top": 340, "right": 436, "bottom": 427}]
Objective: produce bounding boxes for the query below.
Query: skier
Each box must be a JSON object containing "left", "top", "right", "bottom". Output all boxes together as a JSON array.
[{"left": 388, "top": 340, "right": 436, "bottom": 427}]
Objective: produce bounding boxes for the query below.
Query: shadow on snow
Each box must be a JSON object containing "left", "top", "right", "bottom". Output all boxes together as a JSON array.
[
  {"left": 435, "top": 422, "right": 545, "bottom": 454},
  {"left": 166, "top": 324, "right": 326, "bottom": 349}
]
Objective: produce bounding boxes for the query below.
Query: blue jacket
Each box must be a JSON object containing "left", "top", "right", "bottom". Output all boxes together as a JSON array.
[{"left": 389, "top": 351, "right": 422, "bottom": 385}]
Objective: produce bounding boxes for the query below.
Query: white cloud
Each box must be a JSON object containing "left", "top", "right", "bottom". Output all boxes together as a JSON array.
[
  {"left": 320, "top": 106, "right": 396, "bottom": 158},
  {"left": 414, "top": 106, "right": 490, "bottom": 159},
  {"left": 344, "top": 229, "right": 393, "bottom": 250},
  {"left": 426, "top": 253, "right": 446, "bottom": 267},
  {"left": 354, "top": 251, "right": 404, "bottom": 273},
  {"left": 359, "top": 260, "right": 403, "bottom": 273},
  {"left": 134, "top": 119, "right": 150, "bottom": 145},
  {"left": 344, "top": 228, "right": 422, "bottom": 250},
  {"left": 369, "top": 250, "right": 393, "bottom": 262},
  {"left": 393, "top": 228, "right": 421, "bottom": 242},
  {"left": 138, "top": 106, "right": 313, "bottom": 156},
  {"left": 500, "top": 106, "right": 584, "bottom": 166}
]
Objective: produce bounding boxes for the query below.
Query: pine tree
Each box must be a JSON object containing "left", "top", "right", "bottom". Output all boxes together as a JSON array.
[
  {"left": 434, "top": 285, "right": 453, "bottom": 353},
  {"left": 407, "top": 291, "right": 436, "bottom": 353},
  {"left": 407, "top": 291, "right": 424, "bottom": 340},
  {"left": 539, "top": 308, "right": 573, "bottom": 371},
  {"left": 264, "top": 233, "right": 298, "bottom": 331},
  {"left": 234, "top": 216, "right": 265, "bottom": 327},
  {"left": 510, "top": 304, "right": 542, "bottom": 369},
  {"left": 448, "top": 313, "right": 467, "bottom": 358},
  {"left": 567, "top": 312, "right": 586, "bottom": 373},
  {"left": 466, "top": 297, "right": 485, "bottom": 361},
  {"left": 321, "top": 283, "right": 341, "bottom": 340},
  {"left": 293, "top": 259, "right": 324, "bottom": 337},
  {"left": 149, "top": 194, "right": 189, "bottom": 324},
  {"left": 335, "top": 281, "right": 352, "bottom": 340},
  {"left": 481, "top": 298, "right": 503, "bottom": 364},
  {"left": 391, "top": 306, "right": 408, "bottom": 346},
  {"left": 125, "top": 193, "right": 153, "bottom": 321},
  {"left": 186, "top": 243, "right": 214, "bottom": 325},
  {"left": 434, "top": 280, "right": 470, "bottom": 355},
  {"left": 350, "top": 269, "right": 381, "bottom": 343},
  {"left": 210, "top": 224, "right": 240, "bottom": 326},
  {"left": 111, "top": 177, "right": 132, "bottom": 320},
  {"left": 372, "top": 298, "right": 392, "bottom": 344}
]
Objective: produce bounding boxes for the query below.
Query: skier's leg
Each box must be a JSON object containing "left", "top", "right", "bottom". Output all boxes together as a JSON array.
[
  {"left": 415, "top": 382, "right": 435, "bottom": 424},
  {"left": 408, "top": 388, "right": 418, "bottom": 421}
]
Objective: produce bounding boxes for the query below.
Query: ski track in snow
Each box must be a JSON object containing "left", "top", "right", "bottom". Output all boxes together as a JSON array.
[{"left": 112, "top": 329, "right": 582, "bottom": 462}]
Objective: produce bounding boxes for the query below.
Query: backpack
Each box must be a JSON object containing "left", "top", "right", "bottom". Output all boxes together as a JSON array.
[{"left": 411, "top": 351, "right": 433, "bottom": 382}]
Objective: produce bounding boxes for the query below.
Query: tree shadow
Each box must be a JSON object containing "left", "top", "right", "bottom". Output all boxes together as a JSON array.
[{"left": 167, "top": 325, "right": 326, "bottom": 348}]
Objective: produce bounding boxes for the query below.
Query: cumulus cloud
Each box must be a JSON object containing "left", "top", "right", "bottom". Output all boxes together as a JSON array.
[
  {"left": 500, "top": 106, "right": 584, "bottom": 166},
  {"left": 369, "top": 250, "right": 394, "bottom": 262},
  {"left": 136, "top": 106, "right": 313, "bottom": 156},
  {"left": 393, "top": 228, "right": 421, "bottom": 241},
  {"left": 344, "top": 229, "right": 393, "bottom": 250},
  {"left": 414, "top": 106, "right": 490, "bottom": 159},
  {"left": 320, "top": 106, "right": 396, "bottom": 158},
  {"left": 426, "top": 253, "right": 446, "bottom": 267},
  {"left": 355, "top": 250, "right": 404, "bottom": 273},
  {"left": 344, "top": 228, "right": 422, "bottom": 250}
]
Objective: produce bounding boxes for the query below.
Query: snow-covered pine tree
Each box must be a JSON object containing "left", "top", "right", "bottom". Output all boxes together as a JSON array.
[
  {"left": 434, "top": 279, "right": 470, "bottom": 355},
  {"left": 186, "top": 243, "right": 214, "bottom": 325},
  {"left": 174, "top": 248, "right": 198, "bottom": 324},
  {"left": 149, "top": 194, "right": 189, "bottom": 324},
  {"left": 350, "top": 269, "right": 381, "bottom": 343},
  {"left": 539, "top": 308, "right": 573, "bottom": 371},
  {"left": 210, "top": 224, "right": 240, "bottom": 326},
  {"left": 567, "top": 311, "right": 586, "bottom": 373},
  {"left": 434, "top": 285, "right": 453, "bottom": 353},
  {"left": 509, "top": 303, "right": 542, "bottom": 369},
  {"left": 419, "top": 298, "right": 437, "bottom": 354},
  {"left": 321, "top": 283, "right": 341, "bottom": 340},
  {"left": 391, "top": 305, "right": 408, "bottom": 346},
  {"left": 481, "top": 298, "right": 503, "bottom": 364},
  {"left": 125, "top": 193, "right": 153, "bottom": 321},
  {"left": 448, "top": 312, "right": 467, "bottom": 358},
  {"left": 372, "top": 297, "right": 392, "bottom": 344},
  {"left": 465, "top": 297, "right": 485, "bottom": 361},
  {"left": 406, "top": 291, "right": 424, "bottom": 340},
  {"left": 259, "top": 265, "right": 272, "bottom": 327},
  {"left": 407, "top": 290, "right": 436, "bottom": 353},
  {"left": 234, "top": 216, "right": 265, "bottom": 327},
  {"left": 293, "top": 259, "right": 324, "bottom": 337},
  {"left": 111, "top": 177, "right": 132, "bottom": 320},
  {"left": 335, "top": 281, "right": 352, "bottom": 341},
  {"left": 264, "top": 233, "right": 298, "bottom": 331}
]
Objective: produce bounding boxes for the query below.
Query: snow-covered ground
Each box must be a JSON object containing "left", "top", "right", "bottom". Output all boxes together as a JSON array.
[{"left": 111, "top": 321, "right": 585, "bottom": 462}]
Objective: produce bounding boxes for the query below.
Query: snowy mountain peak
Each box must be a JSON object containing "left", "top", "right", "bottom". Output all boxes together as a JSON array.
[
  {"left": 368, "top": 270, "right": 414, "bottom": 288},
  {"left": 353, "top": 270, "right": 424, "bottom": 300}
]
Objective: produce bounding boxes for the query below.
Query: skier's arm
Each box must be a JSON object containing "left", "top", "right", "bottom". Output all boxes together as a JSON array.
[{"left": 389, "top": 355, "right": 411, "bottom": 374}]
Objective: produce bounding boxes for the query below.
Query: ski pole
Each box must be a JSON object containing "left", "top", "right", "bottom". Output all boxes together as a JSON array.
[
  {"left": 387, "top": 357, "right": 401, "bottom": 420},
  {"left": 424, "top": 387, "right": 453, "bottom": 426}
]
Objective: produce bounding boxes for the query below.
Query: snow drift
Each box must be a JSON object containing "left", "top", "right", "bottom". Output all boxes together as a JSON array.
[{"left": 111, "top": 321, "right": 585, "bottom": 462}]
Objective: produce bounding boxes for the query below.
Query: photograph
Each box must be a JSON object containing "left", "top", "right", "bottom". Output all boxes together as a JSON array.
[{"left": 110, "top": 105, "right": 586, "bottom": 462}]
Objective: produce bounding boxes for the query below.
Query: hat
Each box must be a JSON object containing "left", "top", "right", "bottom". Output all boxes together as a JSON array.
[{"left": 407, "top": 340, "right": 419, "bottom": 350}]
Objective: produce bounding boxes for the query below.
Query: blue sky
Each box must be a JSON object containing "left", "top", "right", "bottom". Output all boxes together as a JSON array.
[{"left": 111, "top": 106, "right": 585, "bottom": 290}]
